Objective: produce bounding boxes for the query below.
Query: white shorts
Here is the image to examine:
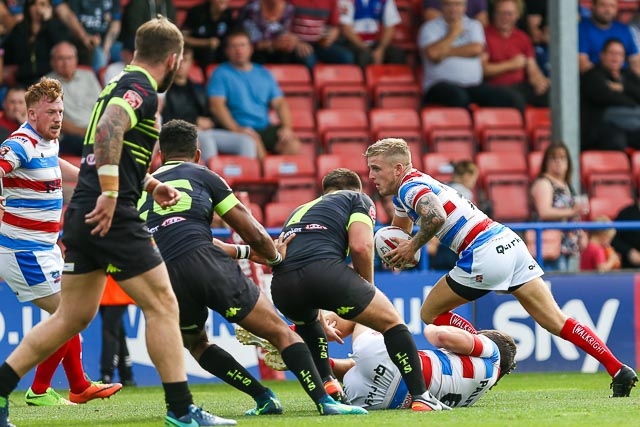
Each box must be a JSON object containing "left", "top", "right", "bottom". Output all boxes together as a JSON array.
[
  {"left": 449, "top": 227, "right": 544, "bottom": 292},
  {"left": 0, "top": 245, "right": 63, "bottom": 302}
]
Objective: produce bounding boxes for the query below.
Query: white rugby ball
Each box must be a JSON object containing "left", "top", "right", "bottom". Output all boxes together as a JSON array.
[{"left": 374, "top": 226, "right": 420, "bottom": 269}]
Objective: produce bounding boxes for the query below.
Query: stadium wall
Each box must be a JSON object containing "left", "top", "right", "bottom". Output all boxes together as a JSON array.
[{"left": 1, "top": 270, "right": 638, "bottom": 389}]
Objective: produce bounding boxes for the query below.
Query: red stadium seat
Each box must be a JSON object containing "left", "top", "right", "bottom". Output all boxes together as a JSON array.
[
  {"left": 472, "top": 107, "right": 527, "bottom": 153},
  {"left": 589, "top": 196, "right": 635, "bottom": 221},
  {"left": 365, "top": 64, "right": 420, "bottom": 108},
  {"left": 421, "top": 107, "right": 475, "bottom": 157},
  {"left": 265, "top": 64, "right": 316, "bottom": 111},
  {"left": 422, "top": 152, "right": 471, "bottom": 182},
  {"left": 527, "top": 150, "right": 544, "bottom": 181},
  {"left": 316, "top": 153, "right": 369, "bottom": 184},
  {"left": 524, "top": 107, "right": 551, "bottom": 150},
  {"left": 313, "top": 64, "right": 368, "bottom": 110},
  {"left": 263, "top": 155, "right": 318, "bottom": 203},
  {"left": 580, "top": 151, "right": 633, "bottom": 197},
  {"left": 370, "top": 108, "right": 423, "bottom": 167},
  {"left": 632, "top": 151, "right": 640, "bottom": 190},
  {"left": 316, "top": 108, "right": 370, "bottom": 154},
  {"left": 526, "top": 230, "right": 562, "bottom": 262},
  {"left": 264, "top": 202, "right": 300, "bottom": 228},
  {"left": 207, "top": 155, "right": 277, "bottom": 206}
]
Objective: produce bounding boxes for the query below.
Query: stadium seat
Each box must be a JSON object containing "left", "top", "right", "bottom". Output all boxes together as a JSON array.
[
  {"left": 264, "top": 202, "right": 300, "bottom": 228},
  {"left": 421, "top": 107, "right": 475, "bottom": 158},
  {"left": 263, "top": 154, "right": 318, "bottom": 204},
  {"left": 313, "top": 64, "right": 368, "bottom": 110},
  {"left": 289, "top": 109, "right": 320, "bottom": 160},
  {"left": 472, "top": 107, "right": 527, "bottom": 153},
  {"left": 365, "top": 64, "right": 420, "bottom": 109},
  {"left": 248, "top": 202, "right": 264, "bottom": 224},
  {"left": 207, "top": 155, "right": 277, "bottom": 206},
  {"left": 205, "top": 63, "right": 218, "bottom": 81},
  {"left": 369, "top": 108, "right": 423, "bottom": 166},
  {"left": 589, "top": 195, "right": 635, "bottom": 221},
  {"left": 526, "top": 230, "right": 562, "bottom": 262},
  {"left": 476, "top": 152, "right": 530, "bottom": 222},
  {"left": 265, "top": 64, "right": 315, "bottom": 112},
  {"left": 422, "top": 152, "right": 471, "bottom": 182},
  {"left": 316, "top": 153, "right": 369, "bottom": 183},
  {"left": 632, "top": 151, "right": 640, "bottom": 190},
  {"left": 580, "top": 151, "right": 633, "bottom": 197},
  {"left": 316, "top": 108, "right": 370, "bottom": 155},
  {"left": 524, "top": 107, "right": 551, "bottom": 151},
  {"left": 527, "top": 150, "right": 544, "bottom": 181}
]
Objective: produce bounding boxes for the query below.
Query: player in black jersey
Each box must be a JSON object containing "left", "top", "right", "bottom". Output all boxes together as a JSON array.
[
  {"left": 269, "top": 169, "right": 450, "bottom": 412},
  {"left": 138, "top": 119, "right": 368, "bottom": 417},
  {"left": 0, "top": 18, "right": 236, "bottom": 427}
]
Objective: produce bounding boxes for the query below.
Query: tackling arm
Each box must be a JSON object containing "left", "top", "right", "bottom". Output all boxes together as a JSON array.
[{"left": 424, "top": 324, "right": 476, "bottom": 355}]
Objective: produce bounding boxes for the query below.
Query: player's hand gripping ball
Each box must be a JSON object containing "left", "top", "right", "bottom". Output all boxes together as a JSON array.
[{"left": 374, "top": 226, "right": 420, "bottom": 269}]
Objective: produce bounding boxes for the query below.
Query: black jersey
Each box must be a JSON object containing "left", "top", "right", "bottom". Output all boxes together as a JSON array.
[
  {"left": 275, "top": 190, "right": 376, "bottom": 272},
  {"left": 70, "top": 65, "right": 159, "bottom": 207},
  {"left": 137, "top": 161, "right": 239, "bottom": 262}
]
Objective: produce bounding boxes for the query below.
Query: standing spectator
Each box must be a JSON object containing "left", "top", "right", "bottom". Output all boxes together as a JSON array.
[
  {"left": 120, "top": 0, "right": 175, "bottom": 50},
  {"left": 338, "top": 0, "right": 405, "bottom": 69},
  {"left": 482, "top": 0, "right": 549, "bottom": 113},
  {"left": 418, "top": 0, "right": 514, "bottom": 108},
  {"left": 99, "top": 276, "right": 135, "bottom": 386},
  {"left": 182, "top": 0, "right": 239, "bottom": 75},
  {"left": 289, "top": 0, "right": 353, "bottom": 69},
  {"left": 580, "top": 216, "right": 620, "bottom": 272},
  {"left": 524, "top": 0, "right": 549, "bottom": 75},
  {"left": 67, "top": 0, "right": 122, "bottom": 71},
  {"left": 579, "top": 0, "right": 640, "bottom": 76},
  {"left": 162, "top": 48, "right": 257, "bottom": 162},
  {"left": 423, "top": 0, "right": 488, "bottom": 27},
  {"left": 208, "top": 30, "right": 300, "bottom": 160},
  {"left": 2, "top": 0, "right": 71, "bottom": 87},
  {"left": 611, "top": 200, "right": 640, "bottom": 269},
  {"left": 46, "top": 41, "right": 102, "bottom": 156},
  {"left": 0, "top": 85, "right": 26, "bottom": 141},
  {"left": 239, "top": 0, "right": 301, "bottom": 64},
  {"left": 530, "top": 141, "right": 588, "bottom": 271},
  {"left": 580, "top": 38, "right": 640, "bottom": 152}
]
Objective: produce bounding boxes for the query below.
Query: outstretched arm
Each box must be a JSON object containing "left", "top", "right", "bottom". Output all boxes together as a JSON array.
[{"left": 424, "top": 324, "right": 476, "bottom": 355}]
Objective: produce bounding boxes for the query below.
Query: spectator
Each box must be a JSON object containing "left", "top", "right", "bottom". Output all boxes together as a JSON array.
[
  {"left": 0, "top": 1, "right": 17, "bottom": 39},
  {"left": 120, "top": 0, "right": 175, "bottom": 50},
  {"left": 418, "top": 0, "right": 514, "bottom": 108},
  {"left": 3, "top": 0, "right": 72, "bottom": 87},
  {"left": 423, "top": 0, "right": 488, "bottom": 27},
  {"left": 99, "top": 275, "right": 136, "bottom": 386},
  {"left": 67, "top": 0, "right": 122, "bottom": 71},
  {"left": 239, "top": 0, "right": 302, "bottom": 64},
  {"left": 208, "top": 30, "right": 300, "bottom": 159},
  {"left": 102, "top": 35, "right": 134, "bottom": 85},
  {"left": 580, "top": 215, "right": 620, "bottom": 272},
  {"left": 182, "top": 0, "right": 239, "bottom": 75},
  {"left": 482, "top": 0, "right": 549, "bottom": 113},
  {"left": 611, "top": 199, "right": 640, "bottom": 269},
  {"left": 524, "top": 0, "right": 549, "bottom": 76},
  {"left": 162, "top": 47, "right": 257, "bottom": 162},
  {"left": 289, "top": 0, "right": 353, "bottom": 69},
  {"left": 46, "top": 41, "right": 102, "bottom": 156},
  {"left": 338, "top": 0, "right": 405, "bottom": 69},
  {"left": 580, "top": 38, "right": 640, "bottom": 152},
  {"left": 530, "top": 141, "right": 588, "bottom": 271},
  {"left": 578, "top": 0, "right": 640, "bottom": 76},
  {"left": 0, "top": 85, "right": 27, "bottom": 141}
]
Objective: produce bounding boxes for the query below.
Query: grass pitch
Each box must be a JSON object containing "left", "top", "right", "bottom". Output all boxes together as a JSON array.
[{"left": 7, "top": 371, "right": 638, "bottom": 426}]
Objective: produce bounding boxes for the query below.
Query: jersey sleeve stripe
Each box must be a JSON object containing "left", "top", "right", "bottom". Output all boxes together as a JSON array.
[
  {"left": 410, "top": 188, "right": 432, "bottom": 211},
  {"left": 459, "top": 355, "right": 475, "bottom": 378},
  {"left": 213, "top": 193, "right": 240, "bottom": 216},
  {"left": 108, "top": 97, "right": 139, "bottom": 127},
  {"left": 348, "top": 212, "right": 373, "bottom": 229},
  {"left": 0, "top": 159, "right": 12, "bottom": 174},
  {"left": 469, "top": 335, "right": 485, "bottom": 357},
  {"left": 443, "top": 200, "right": 456, "bottom": 215}
]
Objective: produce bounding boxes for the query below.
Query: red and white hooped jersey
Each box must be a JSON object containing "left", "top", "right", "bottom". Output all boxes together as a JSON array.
[
  {"left": 0, "top": 123, "right": 62, "bottom": 251},
  {"left": 394, "top": 169, "right": 504, "bottom": 254}
]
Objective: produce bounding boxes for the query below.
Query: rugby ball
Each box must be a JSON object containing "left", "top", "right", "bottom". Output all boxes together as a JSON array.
[{"left": 374, "top": 226, "right": 420, "bottom": 269}]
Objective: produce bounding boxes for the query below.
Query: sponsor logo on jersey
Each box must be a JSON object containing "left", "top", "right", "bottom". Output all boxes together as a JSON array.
[
  {"left": 305, "top": 223, "right": 326, "bottom": 230},
  {"left": 369, "top": 205, "right": 376, "bottom": 222},
  {"left": 161, "top": 216, "right": 186, "bottom": 227},
  {"left": 0, "top": 146, "right": 10, "bottom": 158},
  {"left": 123, "top": 90, "right": 143, "bottom": 110}
]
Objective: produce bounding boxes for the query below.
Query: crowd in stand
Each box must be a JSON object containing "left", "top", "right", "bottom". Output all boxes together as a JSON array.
[{"left": 1, "top": 0, "right": 640, "bottom": 273}]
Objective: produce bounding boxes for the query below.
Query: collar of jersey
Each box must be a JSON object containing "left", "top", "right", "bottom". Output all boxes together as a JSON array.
[{"left": 123, "top": 64, "right": 157, "bottom": 90}]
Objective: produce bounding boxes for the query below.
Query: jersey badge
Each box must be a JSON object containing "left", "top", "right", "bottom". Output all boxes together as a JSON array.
[{"left": 123, "top": 90, "right": 143, "bottom": 110}]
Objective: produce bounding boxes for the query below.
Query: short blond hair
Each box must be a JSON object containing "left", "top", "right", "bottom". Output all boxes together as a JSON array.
[{"left": 365, "top": 138, "right": 412, "bottom": 166}]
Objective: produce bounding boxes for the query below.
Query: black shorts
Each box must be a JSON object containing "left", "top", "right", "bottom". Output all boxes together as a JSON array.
[
  {"left": 165, "top": 244, "right": 260, "bottom": 333},
  {"left": 446, "top": 274, "right": 526, "bottom": 301},
  {"left": 256, "top": 124, "right": 281, "bottom": 153},
  {"left": 271, "top": 258, "right": 376, "bottom": 324},
  {"left": 62, "top": 204, "right": 164, "bottom": 282}
]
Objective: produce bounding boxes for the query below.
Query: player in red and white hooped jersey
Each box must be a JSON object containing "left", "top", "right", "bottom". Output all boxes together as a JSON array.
[
  {"left": 327, "top": 314, "right": 516, "bottom": 410},
  {"left": 365, "top": 137, "right": 638, "bottom": 398}
]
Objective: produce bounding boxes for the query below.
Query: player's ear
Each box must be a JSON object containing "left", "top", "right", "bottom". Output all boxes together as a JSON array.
[{"left": 194, "top": 148, "right": 201, "bottom": 164}]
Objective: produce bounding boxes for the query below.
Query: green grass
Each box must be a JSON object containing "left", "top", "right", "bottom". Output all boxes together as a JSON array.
[{"left": 7, "top": 372, "right": 639, "bottom": 426}]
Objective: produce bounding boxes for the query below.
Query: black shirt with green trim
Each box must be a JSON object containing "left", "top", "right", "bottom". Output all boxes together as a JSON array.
[
  {"left": 137, "top": 161, "right": 238, "bottom": 262},
  {"left": 70, "top": 65, "right": 159, "bottom": 207},
  {"left": 275, "top": 190, "right": 377, "bottom": 272}
]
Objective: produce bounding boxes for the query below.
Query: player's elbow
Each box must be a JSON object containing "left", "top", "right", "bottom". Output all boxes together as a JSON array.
[{"left": 349, "top": 238, "right": 374, "bottom": 258}]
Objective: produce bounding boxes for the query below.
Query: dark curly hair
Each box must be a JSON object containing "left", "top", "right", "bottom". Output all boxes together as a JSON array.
[{"left": 477, "top": 329, "right": 517, "bottom": 382}]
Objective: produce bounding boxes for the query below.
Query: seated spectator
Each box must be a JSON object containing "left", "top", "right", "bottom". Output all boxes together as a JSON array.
[
  {"left": 580, "top": 215, "right": 620, "bottom": 272},
  {"left": 483, "top": 0, "right": 549, "bottom": 113},
  {"left": 338, "top": 0, "right": 405, "bottom": 69},
  {"left": 524, "top": 0, "right": 549, "bottom": 76},
  {"left": 67, "top": 0, "right": 122, "bottom": 71},
  {"left": 3, "top": 0, "right": 72, "bottom": 87},
  {"left": 102, "top": 35, "right": 134, "bottom": 85},
  {"left": 162, "top": 48, "right": 257, "bottom": 163},
  {"left": 579, "top": 0, "right": 640, "bottom": 77},
  {"left": 119, "top": 0, "right": 175, "bottom": 50},
  {"left": 580, "top": 38, "right": 640, "bottom": 152},
  {"left": 208, "top": 30, "right": 300, "bottom": 159},
  {"left": 182, "top": 0, "right": 239, "bottom": 75},
  {"left": 611, "top": 199, "right": 640, "bottom": 269},
  {"left": 290, "top": 0, "right": 354, "bottom": 69},
  {"left": 418, "top": 0, "right": 514, "bottom": 108},
  {"left": 239, "top": 0, "right": 303, "bottom": 64},
  {"left": 0, "top": 85, "right": 27, "bottom": 141},
  {"left": 46, "top": 41, "right": 102, "bottom": 155},
  {"left": 530, "top": 141, "right": 588, "bottom": 271},
  {"left": 423, "top": 0, "right": 488, "bottom": 27},
  {"left": 0, "top": 2, "right": 17, "bottom": 39}
]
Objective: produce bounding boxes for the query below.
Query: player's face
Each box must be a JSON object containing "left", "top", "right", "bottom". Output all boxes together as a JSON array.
[
  {"left": 368, "top": 155, "right": 399, "bottom": 196},
  {"left": 29, "top": 96, "right": 63, "bottom": 141}
]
